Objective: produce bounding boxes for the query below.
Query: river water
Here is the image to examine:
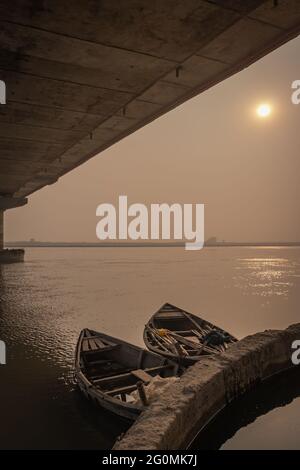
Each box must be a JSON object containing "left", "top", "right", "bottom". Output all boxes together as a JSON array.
[{"left": 0, "top": 247, "right": 299, "bottom": 449}]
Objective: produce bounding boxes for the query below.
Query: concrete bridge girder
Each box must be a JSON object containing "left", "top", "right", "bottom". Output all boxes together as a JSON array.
[
  {"left": 1, "top": 1, "right": 300, "bottom": 262},
  {"left": 0, "top": 0, "right": 299, "bottom": 201}
]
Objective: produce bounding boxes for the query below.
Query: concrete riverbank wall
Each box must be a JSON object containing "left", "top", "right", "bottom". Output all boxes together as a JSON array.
[
  {"left": 0, "top": 249, "right": 24, "bottom": 263},
  {"left": 114, "top": 323, "right": 300, "bottom": 450}
]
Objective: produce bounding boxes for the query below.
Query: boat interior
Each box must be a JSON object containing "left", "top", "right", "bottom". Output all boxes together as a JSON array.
[
  {"left": 147, "top": 305, "right": 234, "bottom": 356},
  {"left": 80, "top": 332, "right": 176, "bottom": 403}
]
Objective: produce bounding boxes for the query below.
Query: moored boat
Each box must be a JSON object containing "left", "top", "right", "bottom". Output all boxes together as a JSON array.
[
  {"left": 143, "top": 303, "right": 237, "bottom": 367},
  {"left": 75, "top": 328, "right": 179, "bottom": 420}
]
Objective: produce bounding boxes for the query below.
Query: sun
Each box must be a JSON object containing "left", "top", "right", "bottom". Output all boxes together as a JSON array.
[{"left": 256, "top": 103, "right": 272, "bottom": 118}]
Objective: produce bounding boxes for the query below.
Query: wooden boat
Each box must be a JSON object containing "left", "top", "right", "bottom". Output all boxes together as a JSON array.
[
  {"left": 75, "top": 328, "right": 179, "bottom": 421},
  {"left": 144, "top": 303, "right": 237, "bottom": 367}
]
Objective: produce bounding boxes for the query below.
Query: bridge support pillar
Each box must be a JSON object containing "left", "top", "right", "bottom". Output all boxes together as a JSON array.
[
  {"left": 0, "top": 210, "right": 3, "bottom": 250},
  {"left": 0, "top": 197, "right": 27, "bottom": 263}
]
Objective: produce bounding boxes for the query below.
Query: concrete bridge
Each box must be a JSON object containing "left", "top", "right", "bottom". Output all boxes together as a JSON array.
[{"left": 1, "top": 0, "right": 300, "bottom": 260}]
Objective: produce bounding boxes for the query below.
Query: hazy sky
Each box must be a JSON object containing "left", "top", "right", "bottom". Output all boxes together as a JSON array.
[{"left": 6, "top": 35, "right": 300, "bottom": 243}]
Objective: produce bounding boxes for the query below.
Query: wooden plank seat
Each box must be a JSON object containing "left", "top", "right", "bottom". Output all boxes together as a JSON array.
[
  {"left": 155, "top": 311, "right": 185, "bottom": 319},
  {"left": 105, "top": 369, "right": 162, "bottom": 397},
  {"left": 89, "top": 339, "right": 101, "bottom": 350},
  {"left": 93, "top": 365, "right": 171, "bottom": 386},
  {"left": 89, "top": 367, "right": 133, "bottom": 381},
  {"left": 83, "top": 344, "right": 120, "bottom": 356},
  {"left": 82, "top": 335, "right": 117, "bottom": 351},
  {"left": 131, "top": 369, "right": 152, "bottom": 384}
]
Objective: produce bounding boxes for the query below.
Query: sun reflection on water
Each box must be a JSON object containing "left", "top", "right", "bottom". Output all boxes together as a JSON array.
[{"left": 235, "top": 257, "right": 295, "bottom": 297}]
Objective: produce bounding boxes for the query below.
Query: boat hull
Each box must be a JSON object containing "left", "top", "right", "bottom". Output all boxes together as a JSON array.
[
  {"left": 76, "top": 372, "right": 141, "bottom": 421},
  {"left": 143, "top": 303, "right": 237, "bottom": 367},
  {"left": 75, "top": 329, "right": 178, "bottom": 421}
]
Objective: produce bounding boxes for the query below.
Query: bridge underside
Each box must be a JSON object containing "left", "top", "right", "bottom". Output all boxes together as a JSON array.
[{"left": 0, "top": 0, "right": 300, "bottom": 204}]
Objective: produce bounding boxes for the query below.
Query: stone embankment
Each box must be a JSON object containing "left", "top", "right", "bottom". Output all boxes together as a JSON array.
[{"left": 114, "top": 323, "right": 300, "bottom": 450}]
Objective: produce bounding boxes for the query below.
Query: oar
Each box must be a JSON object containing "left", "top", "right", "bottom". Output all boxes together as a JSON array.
[
  {"left": 145, "top": 325, "right": 177, "bottom": 354},
  {"left": 145, "top": 325, "right": 188, "bottom": 356},
  {"left": 146, "top": 328, "right": 169, "bottom": 352},
  {"left": 167, "top": 330, "right": 218, "bottom": 355}
]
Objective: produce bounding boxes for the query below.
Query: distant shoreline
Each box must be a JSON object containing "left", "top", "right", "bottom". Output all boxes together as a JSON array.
[{"left": 5, "top": 242, "right": 300, "bottom": 248}]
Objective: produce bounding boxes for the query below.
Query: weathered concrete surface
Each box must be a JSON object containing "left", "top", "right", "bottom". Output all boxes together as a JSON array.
[
  {"left": 1, "top": 1, "right": 300, "bottom": 198},
  {"left": 114, "top": 323, "right": 300, "bottom": 450}
]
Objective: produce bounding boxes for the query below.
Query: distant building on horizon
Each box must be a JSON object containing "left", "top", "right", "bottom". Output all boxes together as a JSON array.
[{"left": 205, "top": 237, "right": 218, "bottom": 245}]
